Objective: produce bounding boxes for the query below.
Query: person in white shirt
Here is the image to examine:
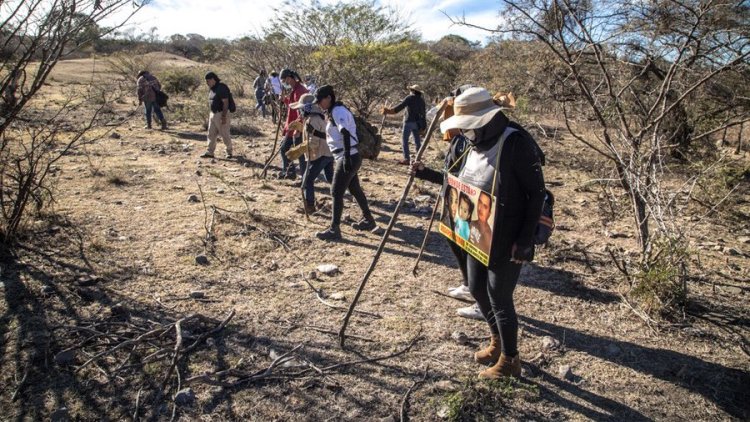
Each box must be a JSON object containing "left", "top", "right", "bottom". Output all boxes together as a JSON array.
[{"left": 312, "top": 85, "right": 376, "bottom": 240}]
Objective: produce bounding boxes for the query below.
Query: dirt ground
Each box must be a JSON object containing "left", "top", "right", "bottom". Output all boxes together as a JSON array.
[{"left": 1, "top": 55, "right": 748, "bottom": 421}]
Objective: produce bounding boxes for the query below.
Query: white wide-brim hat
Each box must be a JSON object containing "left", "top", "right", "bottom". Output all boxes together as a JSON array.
[
  {"left": 440, "top": 87, "right": 502, "bottom": 132},
  {"left": 290, "top": 93, "right": 315, "bottom": 109}
]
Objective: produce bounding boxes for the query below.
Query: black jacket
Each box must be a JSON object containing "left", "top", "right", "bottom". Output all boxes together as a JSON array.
[
  {"left": 392, "top": 92, "right": 426, "bottom": 124},
  {"left": 415, "top": 112, "right": 546, "bottom": 264}
]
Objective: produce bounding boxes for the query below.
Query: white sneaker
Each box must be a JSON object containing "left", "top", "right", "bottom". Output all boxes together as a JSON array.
[
  {"left": 457, "top": 303, "right": 484, "bottom": 320},
  {"left": 447, "top": 285, "right": 473, "bottom": 301}
]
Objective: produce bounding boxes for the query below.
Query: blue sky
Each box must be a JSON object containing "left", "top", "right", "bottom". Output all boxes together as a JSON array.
[{"left": 109, "top": 0, "right": 503, "bottom": 43}]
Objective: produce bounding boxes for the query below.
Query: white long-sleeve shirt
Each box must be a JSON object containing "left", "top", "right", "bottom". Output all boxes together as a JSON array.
[{"left": 325, "top": 105, "right": 359, "bottom": 160}]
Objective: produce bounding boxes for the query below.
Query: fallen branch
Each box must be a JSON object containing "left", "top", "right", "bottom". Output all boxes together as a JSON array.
[
  {"left": 400, "top": 366, "right": 429, "bottom": 422},
  {"left": 302, "top": 274, "right": 382, "bottom": 319}
]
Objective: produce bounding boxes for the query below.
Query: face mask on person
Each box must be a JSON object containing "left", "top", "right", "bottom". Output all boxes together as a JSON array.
[
  {"left": 461, "top": 129, "right": 477, "bottom": 143},
  {"left": 282, "top": 81, "right": 292, "bottom": 89},
  {"left": 301, "top": 103, "right": 313, "bottom": 115}
]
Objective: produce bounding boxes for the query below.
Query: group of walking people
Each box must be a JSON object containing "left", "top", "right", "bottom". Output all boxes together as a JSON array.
[{"left": 136, "top": 67, "right": 546, "bottom": 380}]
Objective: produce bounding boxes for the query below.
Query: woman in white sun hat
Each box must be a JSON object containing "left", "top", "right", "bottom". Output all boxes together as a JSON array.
[{"left": 414, "top": 86, "right": 546, "bottom": 379}]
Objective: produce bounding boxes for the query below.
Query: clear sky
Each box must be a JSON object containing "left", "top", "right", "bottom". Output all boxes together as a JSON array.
[{"left": 108, "top": 0, "right": 502, "bottom": 43}]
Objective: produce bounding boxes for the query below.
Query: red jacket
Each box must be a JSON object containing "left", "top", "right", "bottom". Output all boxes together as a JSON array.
[{"left": 283, "top": 82, "right": 308, "bottom": 136}]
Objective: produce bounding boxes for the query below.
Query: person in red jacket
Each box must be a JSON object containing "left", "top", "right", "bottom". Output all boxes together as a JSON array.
[{"left": 277, "top": 68, "right": 308, "bottom": 179}]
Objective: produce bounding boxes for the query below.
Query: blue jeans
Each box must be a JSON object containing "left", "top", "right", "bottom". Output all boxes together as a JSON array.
[
  {"left": 302, "top": 156, "right": 334, "bottom": 205},
  {"left": 255, "top": 91, "right": 266, "bottom": 117},
  {"left": 401, "top": 120, "right": 421, "bottom": 161},
  {"left": 144, "top": 100, "right": 165, "bottom": 127},
  {"left": 279, "top": 135, "right": 307, "bottom": 175}
]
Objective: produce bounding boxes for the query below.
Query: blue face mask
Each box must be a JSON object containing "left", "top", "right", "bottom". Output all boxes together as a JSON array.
[{"left": 302, "top": 103, "right": 313, "bottom": 115}]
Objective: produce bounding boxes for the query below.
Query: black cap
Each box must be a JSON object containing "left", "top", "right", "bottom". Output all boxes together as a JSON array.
[
  {"left": 313, "top": 85, "right": 334, "bottom": 103},
  {"left": 279, "top": 68, "right": 294, "bottom": 79}
]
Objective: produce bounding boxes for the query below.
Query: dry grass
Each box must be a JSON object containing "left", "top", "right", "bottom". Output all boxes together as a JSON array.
[{"left": 0, "top": 55, "right": 748, "bottom": 421}]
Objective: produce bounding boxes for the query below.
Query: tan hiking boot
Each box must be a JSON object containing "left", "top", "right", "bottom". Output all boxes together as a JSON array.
[
  {"left": 474, "top": 335, "right": 501, "bottom": 365},
  {"left": 478, "top": 353, "right": 521, "bottom": 380}
]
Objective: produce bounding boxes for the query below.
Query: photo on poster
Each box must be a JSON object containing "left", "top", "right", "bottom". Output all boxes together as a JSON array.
[{"left": 438, "top": 174, "right": 496, "bottom": 266}]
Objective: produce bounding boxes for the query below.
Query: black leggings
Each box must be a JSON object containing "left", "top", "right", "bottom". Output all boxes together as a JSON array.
[
  {"left": 330, "top": 153, "right": 373, "bottom": 228},
  {"left": 448, "top": 240, "right": 468, "bottom": 286},
  {"left": 467, "top": 253, "right": 522, "bottom": 356}
]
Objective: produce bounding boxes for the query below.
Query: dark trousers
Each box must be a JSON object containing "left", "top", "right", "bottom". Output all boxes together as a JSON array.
[
  {"left": 303, "top": 156, "right": 334, "bottom": 205},
  {"left": 144, "top": 100, "right": 165, "bottom": 127},
  {"left": 448, "top": 240, "right": 469, "bottom": 286},
  {"left": 466, "top": 239, "right": 522, "bottom": 357},
  {"left": 330, "top": 153, "right": 373, "bottom": 228},
  {"left": 280, "top": 135, "right": 307, "bottom": 175}
]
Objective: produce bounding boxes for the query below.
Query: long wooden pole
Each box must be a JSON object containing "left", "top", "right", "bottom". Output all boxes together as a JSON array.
[
  {"left": 338, "top": 101, "right": 447, "bottom": 348},
  {"left": 261, "top": 100, "right": 286, "bottom": 178},
  {"left": 412, "top": 196, "right": 441, "bottom": 276}
]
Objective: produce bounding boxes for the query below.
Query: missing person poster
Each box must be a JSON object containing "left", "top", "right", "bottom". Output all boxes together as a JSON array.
[{"left": 438, "top": 174, "right": 496, "bottom": 266}]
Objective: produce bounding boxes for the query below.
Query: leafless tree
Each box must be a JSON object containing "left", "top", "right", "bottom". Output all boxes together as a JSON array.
[{"left": 0, "top": 0, "right": 145, "bottom": 245}]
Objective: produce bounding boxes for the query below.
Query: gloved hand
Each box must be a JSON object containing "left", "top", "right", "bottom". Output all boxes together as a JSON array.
[{"left": 511, "top": 243, "right": 533, "bottom": 264}]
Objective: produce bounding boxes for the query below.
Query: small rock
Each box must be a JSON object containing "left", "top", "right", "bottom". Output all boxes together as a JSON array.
[
  {"left": 604, "top": 343, "right": 622, "bottom": 357},
  {"left": 540, "top": 336, "right": 560, "bottom": 351},
  {"left": 187, "top": 194, "right": 200, "bottom": 203},
  {"left": 379, "top": 416, "right": 397, "bottom": 422},
  {"left": 738, "top": 236, "right": 750, "bottom": 244},
  {"left": 114, "top": 200, "right": 123, "bottom": 205},
  {"left": 724, "top": 285, "right": 743, "bottom": 295},
  {"left": 190, "top": 290, "right": 205, "bottom": 299},
  {"left": 196, "top": 170, "right": 202, "bottom": 176},
  {"left": 450, "top": 331, "right": 470, "bottom": 344},
  {"left": 195, "top": 255, "right": 209, "bottom": 266},
  {"left": 216, "top": 188, "right": 225, "bottom": 194},
  {"left": 725, "top": 247, "right": 742, "bottom": 256},
  {"left": 50, "top": 407, "right": 70, "bottom": 422},
  {"left": 41, "top": 285, "right": 54, "bottom": 296},
  {"left": 415, "top": 223, "right": 425, "bottom": 230},
  {"left": 317, "top": 264, "right": 339, "bottom": 276},
  {"left": 109, "top": 132, "right": 121, "bottom": 139},
  {"left": 244, "top": 162, "right": 251, "bottom": 168},
  {"left": 77, "top": 275, "right": 100, "bottom": 286},
  {"left": 173, "top": 388, "right": 195, "bottom": 406},
  {"left": 437, "top": 405, "right": 450, "bottom": 419},
  {"left": 110, "top": 303, "right": 126, "bottom": 315},
  {"left": 158, "top": 149, "right": 166, "bottom": 155},
  {"left": 55, "top": 350, "right": 76, "bottom": 366},
  {"left": 558, "top": 365, "right": 574, "bottom": 381},
  {"left": 206, "top": 337, "right": 216, "bottom": 348},
  {"left": 268, "top": 261, "right": 279, "bottom": 271},
  {"left": 329, "top": 292, "right": 346, "bottom": 301},
  {"left": 172, "top": 185, "right": 185, "bottom": 190},
  {"left": 308, "top": 271, "right": 318, "bottom": 280}
]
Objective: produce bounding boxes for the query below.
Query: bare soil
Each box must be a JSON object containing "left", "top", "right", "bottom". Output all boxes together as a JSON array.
[{"left": 1, "top": 55, "right": 748, "bottom": 421}]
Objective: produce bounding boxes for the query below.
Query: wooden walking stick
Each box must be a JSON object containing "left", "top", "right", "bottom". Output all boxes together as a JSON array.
[
  {"left": 378, "top": 100, "right": 389, "bottom": 138},
  {"left": 412, "top": 196, "right": 442, "bottom": 276},
  {"left": 261, "top": 100, "right": 286, "bottom": 178},
  {"left": 338, "top": 100, "right": 447, "bottom": 348}
]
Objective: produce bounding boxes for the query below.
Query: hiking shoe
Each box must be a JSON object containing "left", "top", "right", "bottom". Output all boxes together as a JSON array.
[
  {"left": 447, "top": 284, "right": 473, "bottom": 301},
  {"left": 160, "top": 121, "right": 168, "bottom": 130},
  {"left": 226, "top": 153, "right": 234, "bottom": 159},
  {"left": 144, "top": 125, "right": 152, "bottom": 129},
  {"left": 479, "top": 353, "right": 521, "bottom": 379},
  {"left": 351, "top": 218, "right": 376, "bottom": 231},
  {"left": 316, "top": 227, "right": 341, "bottom": 241},
  {"left": 457, "top": 303, "right": 484, "bottom": 320},
  {"left": 200, "top": 152, "right": 215, "bottom": 158},
  {"left": 397, "top": 159, "right": 409, "bottom": 165}
]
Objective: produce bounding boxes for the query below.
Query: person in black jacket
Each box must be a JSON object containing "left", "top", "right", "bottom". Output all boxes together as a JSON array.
[
  {"left": 382, "top": 84, "right": 426, "bottom": 165},
  {"left": 414, "top": 86, "right": 546, "bottom": 379}
]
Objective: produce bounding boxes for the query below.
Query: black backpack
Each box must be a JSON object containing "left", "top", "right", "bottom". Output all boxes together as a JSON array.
[
  {"left": 155, "top": 90, "right": 169, "bottom": 108},
  {"left": 507, "top": 122, "right": 555, "bottom": 245}
]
